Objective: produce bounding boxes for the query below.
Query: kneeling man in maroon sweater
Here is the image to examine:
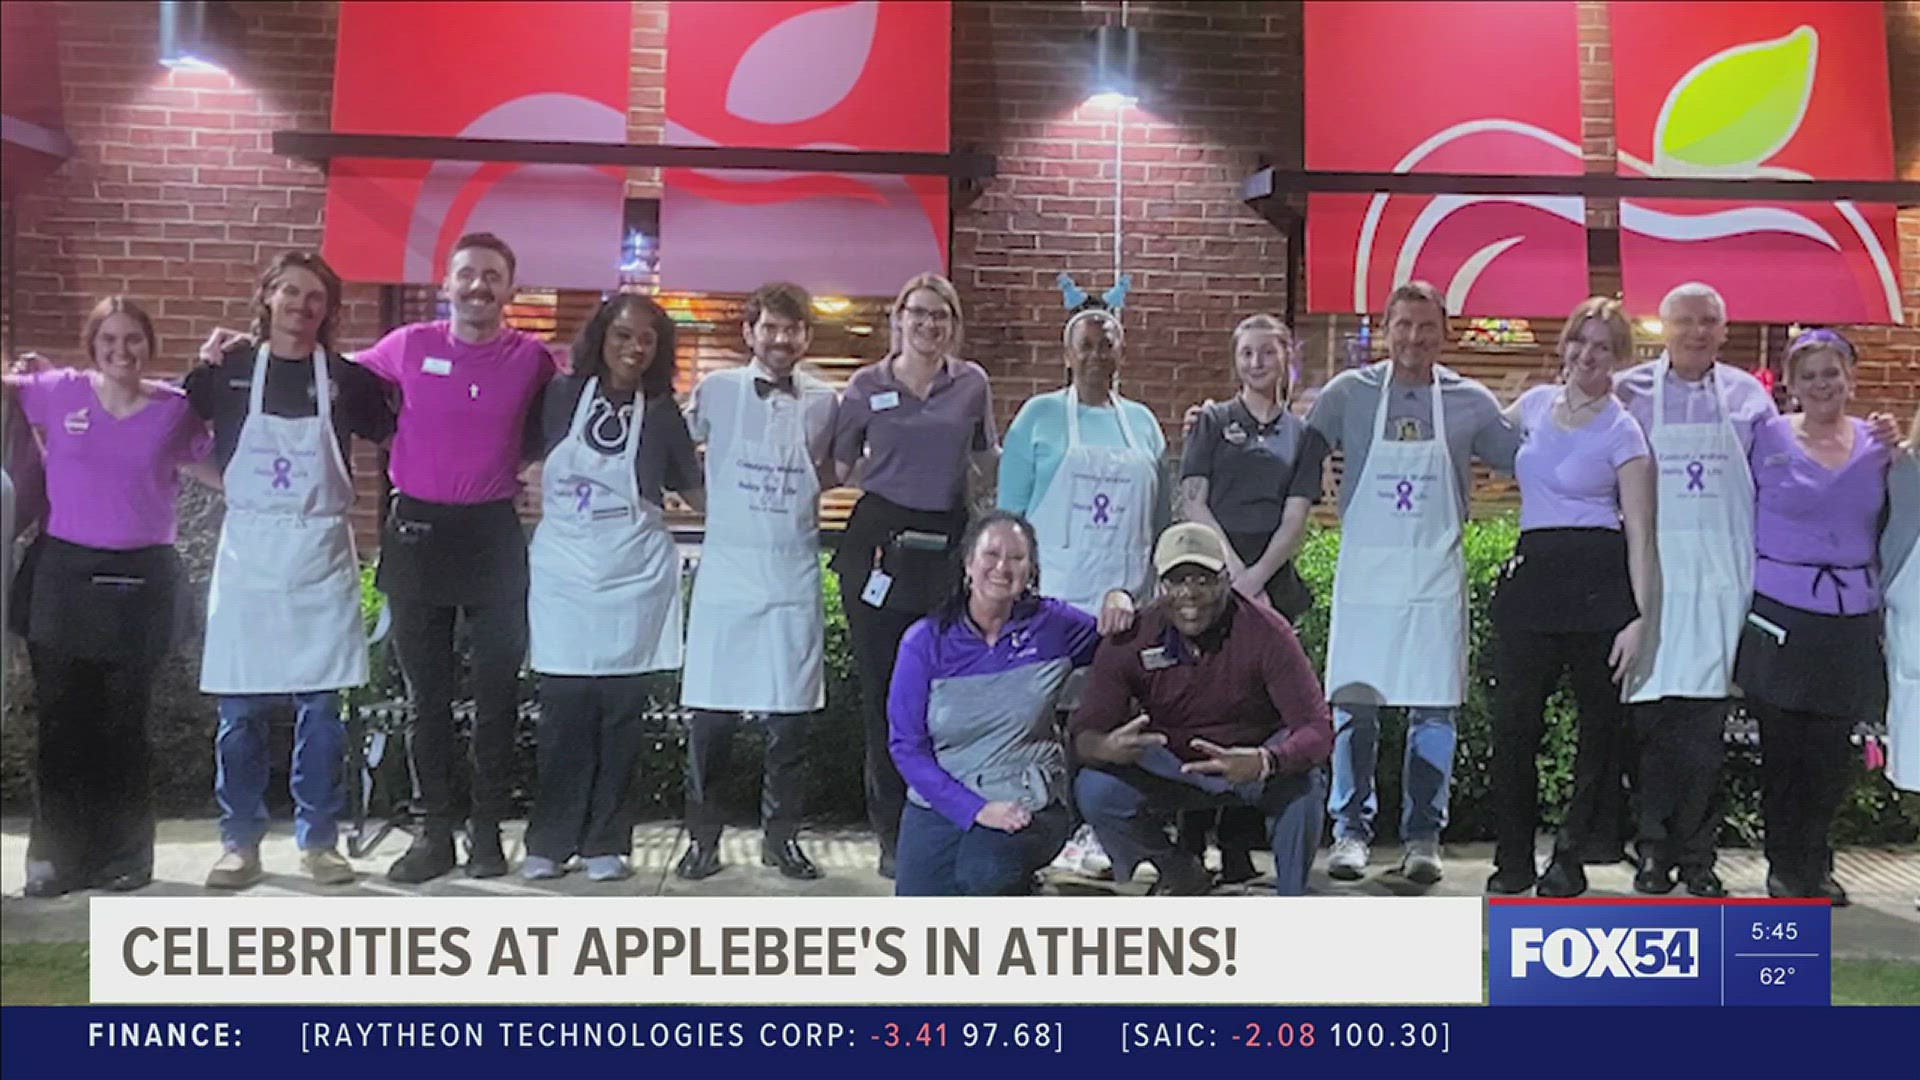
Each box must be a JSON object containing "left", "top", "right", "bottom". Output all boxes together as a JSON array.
[{"left": 1070, "top": 522, "right": 1333, "bottom": 895}]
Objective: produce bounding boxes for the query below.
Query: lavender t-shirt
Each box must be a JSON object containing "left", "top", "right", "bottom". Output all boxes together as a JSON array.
[
  {"left": 352, "top": 321, "right": 557, "bottom": 505},
  {"left": 1513, "top": 385, "right": 1649, "bottom": 532},
  {"left": 13, "top": 368, "right": 211, "bottom": 549},
  {"left": 1751, "top": 415, "right": 1891, "bottom": 615}
]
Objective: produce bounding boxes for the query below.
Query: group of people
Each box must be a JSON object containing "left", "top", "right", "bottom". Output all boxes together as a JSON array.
[{"left": 3, "top": 233, "right": 1915, "bottom": 903}]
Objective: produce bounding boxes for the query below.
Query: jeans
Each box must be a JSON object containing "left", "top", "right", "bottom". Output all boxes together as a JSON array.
[
  {"left": 1329, "top": 704, "right": 1457, "bottom": 844},
  {"left": 894, "top": 802, "right": 1072, "bottom": 896},
  {"left": 215, "top": 692, "right": 347, "bottom": 852},
  {"left": 1075, "top": 749, "right": 1328, "bottom": 896}
]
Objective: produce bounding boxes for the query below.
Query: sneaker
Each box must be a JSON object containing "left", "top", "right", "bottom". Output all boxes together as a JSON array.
[
  {"left": 301, "top": 847, "right": 356, "bottom": 886},
  {"left": 1327, "top": 837, "right": 1370, "bottom": 881},
  {"left": 1049, "top": 826, "right": 1092, "bottom": 874},
  {"left": 1402, "top": 838, "right": 1444, "bottom": 885},
  {"left": 1074, "top": 827, "right": 1113, "bottom": 877},
  {"left": 387, "top": 831, "right": 456, "bottom": 884},
  {"left": 585, "top": 855, "right": 632, "bottom": 883},
  {"left": 206, "top": 848, "right": 263, "bottom": 890},
  {"left": 521, "top": 855, "right": 565, "bottom": 881}
]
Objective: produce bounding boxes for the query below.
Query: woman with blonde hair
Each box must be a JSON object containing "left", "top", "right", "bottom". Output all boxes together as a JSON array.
[
  {"left": 1485, "top": 296, "right": 1656, "bottom": 897},
  {"left": 831, "top": 272, "right": 999, "bottom": 878}
]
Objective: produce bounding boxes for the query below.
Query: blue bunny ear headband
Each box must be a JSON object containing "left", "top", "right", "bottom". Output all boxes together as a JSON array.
[{"left": 1056, "top": 272, "right": 1132, "bottom": 313}]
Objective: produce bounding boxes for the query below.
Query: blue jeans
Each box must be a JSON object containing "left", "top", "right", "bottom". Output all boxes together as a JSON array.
[
  {"left": 1075, "top": 748, "right": 1328, "bottom": 896},
  {"left": 894, "top": 802, "right": 1072, "bottom": 896},
  {"left": 215, "top": 692, "right": 347, "bottom": 851},
  {"left": 1329, "top": 704, "right": 1457, "bottom": 843}
]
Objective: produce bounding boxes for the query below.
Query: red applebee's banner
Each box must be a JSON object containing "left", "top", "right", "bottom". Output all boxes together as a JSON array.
[
  {"left": 661, "top": 1, "right": 950, "bottom": 295},
  {"left": 321, "top": 2, "right": 629, "bottom": 289},
  {"left": 1610, "top": 1, "right": 1903, "bottom": 323},
  {"left": 1304, "top": 1, "right": 1588, "bottom": 317}
]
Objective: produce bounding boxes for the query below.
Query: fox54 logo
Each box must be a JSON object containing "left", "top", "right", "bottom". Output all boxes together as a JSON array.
[{"left": 1510, "top": 927, "right": 1699, "bottom": 979}]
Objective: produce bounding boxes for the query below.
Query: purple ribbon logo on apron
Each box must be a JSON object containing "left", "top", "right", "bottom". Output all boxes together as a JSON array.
[
  {"left": 575, "top": 481, "right": 593, "bottom": 512},
  {"left": 1686, "top": 461, "right": 1706, "bottom": 491},
  {"left": 271, "top": 457, "right": 293, "bottom": 489},
  {"left": 1091, "top": 493, "right": 1111, "bottom": 524},
  {"left": 1394, "top": 479, "right": 1414, "bottom": 510}
]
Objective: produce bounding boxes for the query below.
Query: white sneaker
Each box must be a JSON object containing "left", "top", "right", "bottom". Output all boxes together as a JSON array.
[
  {"left": 1327, "top": 837, "right": 1371, "bottom": 880},
  {"left": 585, "top": 855, "right": 632, "bottom": 882},
  {"left": 1402, "top": 838, "right": 1444, "bottom": 884},
  {"left": 1074, "top": 827, "right": 1113, "bottom": 877},
  {"left": 520, "top": 855, "right": 564, "bottom": 881}
]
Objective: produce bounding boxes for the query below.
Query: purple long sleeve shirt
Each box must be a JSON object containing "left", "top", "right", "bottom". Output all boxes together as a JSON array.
[{"left": 888, "top": 597, "right": 1101, "bottom": 829}]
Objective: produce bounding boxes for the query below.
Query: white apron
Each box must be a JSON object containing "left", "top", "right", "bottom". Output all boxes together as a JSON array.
[
  {"left": 528, "top": 378, "right": 684, "bottom": 676},
  {"left": 200, "top": 346, "right": 367, "bottom": 694},
  {"left": 680, "top": 374, "right": 825, "bottom": 712},
  {"left": 1884, "top": 533, "right": 1920, "bottom": 791},
  {"left": 1626, "top": 360, "right": 1754, "bottom": 704},
  {"left": 1325, "top": 366, "right": 1467, "bottom": 708},
  {"left": 1033, "top": 388, "right": 1158, "bottom": 615}
]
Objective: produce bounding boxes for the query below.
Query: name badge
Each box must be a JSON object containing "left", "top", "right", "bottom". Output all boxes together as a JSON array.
[
  {"left": 1222, "top": 421, "right": 1248, "bottom": 445},
  {"left": 860, "top": 570, "right": 894, "bottom": 608},
  {"left": 63, "top": 408, "right": 90, "bottom": 435},
  {"left": 1140, "top": 646, "right": 1177, "bottom": 671},
  {"left": 422, "top": 357, "right": 453, "bottom": 376},
  {"left": 869, "top": 390, "right": 901, "bottom": 412},
  {"left": 227, "top": 378, "right": 251, "bottom": 390}
]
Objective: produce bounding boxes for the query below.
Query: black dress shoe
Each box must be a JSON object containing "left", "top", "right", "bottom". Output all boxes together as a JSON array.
[
  {"left": 387, "top": 831, "right": 457, "bottom": 884},
  {"left": 1681, "top": 866, "right": 1726, "bottom": 898},
  {"left": 99, "top": 870, "right": 153, "bottom": 892},
  {"left": 22, "top": 874, "right": 69, "bottom": 899},
  {"left": 1816, "top": 875, "right": 1851, "bottom": 908},
  {"left": 1218, "top": 850, "right": 1259, "bottom": 886},
  {"left": 675, "top": 841, "right": 723, "bottom": 880},
  {"left": 877, "top": 850, "right": 897, "bottom": 881},
  {"left": 761, "top": 838, "right": 821, "bottom": 880},
  {"left": 1766, "top": 871, "right": 1802, "bottom": 899},
  {"left": 464, "top": 826, "right": 508, "bottom": 879},
  {"left": 1148, "top": 855, "right": 1213, "bottom": 896},
  {"left": 1536, "top": 860, "right": 1589, "bottom": 898},
  {"left": 1633, "top": 859, "right": 1677, "bottom": 895},
  {"left": 1485, "top": 865, "right": 1537, "bottom": 895}
]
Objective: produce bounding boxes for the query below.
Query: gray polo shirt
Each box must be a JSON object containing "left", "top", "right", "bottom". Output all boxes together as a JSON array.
[
  {"left": 1304, "top": 360, "right": 1519, "bottom": 514},
  {"left": 832, "top": 357, "right": 998, "bottom": 513},
  {"left": 1180, "top": 398, "right": 1329, "bottom": 536}
]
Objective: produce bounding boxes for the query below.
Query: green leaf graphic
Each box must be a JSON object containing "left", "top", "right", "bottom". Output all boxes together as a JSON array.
[{"left": 1654, "top": 26, "right": 1817, "bottom": 171}]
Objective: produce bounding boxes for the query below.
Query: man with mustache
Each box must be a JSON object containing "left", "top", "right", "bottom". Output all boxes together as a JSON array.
[
  {"left": 1308, "top": 280, "right": 1520, "bottom": 887},
  {"left": 348, "top": 233, "right": 558, "bottom": 883},
  {"left": 1069, "top": 522, "right": 1332, "bottom": 895},
  {"left": 676, "top": 282, "right": 839, "bottom": 881}
]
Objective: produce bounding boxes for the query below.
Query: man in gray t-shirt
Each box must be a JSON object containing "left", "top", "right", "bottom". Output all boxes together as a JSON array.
[{"left": 1303, "top": 282, "right": 1518, "bottom": 887}]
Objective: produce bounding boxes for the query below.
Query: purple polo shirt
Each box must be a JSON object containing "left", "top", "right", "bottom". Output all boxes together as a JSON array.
[
  {"left": 832, "top": 358, "right": 998, "bottom": 513},
  {"left": 12, "top": 368, "right": 211, "bottom": 549},
  {"left": 888, "top": 597, "right": 1101, "bottom": 828},
  {"left": 1513, "top": 385, "right": 1650, "bottom": 532},
  {"left": 352, "top": 321, "right": 557, "bottom": 505},
  {"left": 1751, "top": 415, "right": 1891, "bottom": 615},
  {"left": 1070, "top": 593, "right": 1333, "bottom": 774}
]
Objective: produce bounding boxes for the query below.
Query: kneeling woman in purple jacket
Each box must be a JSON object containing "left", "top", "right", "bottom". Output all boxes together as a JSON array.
[{"left": 887, "top": 510, "right": 1134, "bottom": 895}]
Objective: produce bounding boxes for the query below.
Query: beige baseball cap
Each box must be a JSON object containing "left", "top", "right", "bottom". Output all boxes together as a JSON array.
[{"left": 1153, "top": 521, "right": 1229, "bottom": 577}]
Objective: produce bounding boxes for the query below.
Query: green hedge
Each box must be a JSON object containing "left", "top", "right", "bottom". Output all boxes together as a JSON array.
[{"left": 4, "top": 510, "right": 1915, "bottom": 846}]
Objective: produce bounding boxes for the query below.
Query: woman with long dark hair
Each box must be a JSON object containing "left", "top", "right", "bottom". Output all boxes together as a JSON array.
[
  {"left": 887, "top": 510, "right": 1131, "bottom": 895},
  {"left": 6, "top": 297, "right": 214, "bottom": 896},
  {"left": 523, "top": 292, "right": 702, "bottom": 882}
]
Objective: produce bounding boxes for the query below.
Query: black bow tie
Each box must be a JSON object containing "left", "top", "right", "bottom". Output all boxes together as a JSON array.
[{"left": 755, "top": 375, "right": 796, "bottom": 399}]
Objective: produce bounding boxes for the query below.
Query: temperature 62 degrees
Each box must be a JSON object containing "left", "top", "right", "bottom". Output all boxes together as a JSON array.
[{"left": 1758, "top": 966, "right": 1796, "bottom": 986}]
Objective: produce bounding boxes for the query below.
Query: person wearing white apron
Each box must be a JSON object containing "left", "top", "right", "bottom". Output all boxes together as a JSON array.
[
  {"left": 678, "top": 283, "right": 837, "bottom": 882},
  {"left": 1308, "top": 282, "right": 1519, "bottom": 886},
  {"left": 1878, "top": 421, "right": 1919, "bottom": 911},
  {"left": 1611, "top": 283, "right": 1775, "bottom": 898},
  {"left": 199, "top": 344, "right": 368, "bottom": 889}
]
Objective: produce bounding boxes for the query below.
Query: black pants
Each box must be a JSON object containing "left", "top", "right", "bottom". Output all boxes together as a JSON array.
[
  {"left": 1632, "top": 696, "right": 1727, "bottom": 869},
  {"left": 684, "top": 711, "right": 808, "bottom": 845},
  {"left": 1176, "top": 807, "right": 1268, "bottom": 859},
  {"left": 527, "top": 674, "right": 655, "bottom": 860},
  {"left": 392, "top": 596, "right": 528, "bottom": 832},
  {"left": 1490, "top": 628, "right": 1632, "bottom": 873},
  {"left": 845, "top": 600, "right": 918, "bottom": 859},
  {"left": 1753, "top": 702, "right": 1854, "bottom": 885},
  {"left": 27, "top": 645, "right": 158, "bottom": 884}
]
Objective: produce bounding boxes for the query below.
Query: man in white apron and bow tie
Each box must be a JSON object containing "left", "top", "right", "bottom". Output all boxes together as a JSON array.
[
  {"left": 677, "top": 283, "right": 839, "bottom": 881},
  {"left": 186, "top": 252, "right": 396, "bottom": 888},
  {"left": 1611, "top": 282, "right": 1777, "bottom": 898},
  {"left": 1309, "top": 281, "right": 1520, "bottom": 886}
]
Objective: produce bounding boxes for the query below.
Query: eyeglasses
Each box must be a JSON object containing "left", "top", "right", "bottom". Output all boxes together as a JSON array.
[{"left": 902, "top": 306, "right": 955, "bottom": 325}]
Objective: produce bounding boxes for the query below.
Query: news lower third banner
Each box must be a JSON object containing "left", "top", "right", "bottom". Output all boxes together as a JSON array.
[{"left": 88, "top": 897, "right": 1483, "bottom": 1004}]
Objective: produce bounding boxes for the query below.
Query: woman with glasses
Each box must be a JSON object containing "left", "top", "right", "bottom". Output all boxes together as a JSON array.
[{"left": 831, "top": 273, "right": 998, "bottom": 879}]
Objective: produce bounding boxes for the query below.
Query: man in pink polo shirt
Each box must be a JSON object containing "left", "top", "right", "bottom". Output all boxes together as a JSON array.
[{"left": 350, "top": 233, "right": 557, "bottom": 883}]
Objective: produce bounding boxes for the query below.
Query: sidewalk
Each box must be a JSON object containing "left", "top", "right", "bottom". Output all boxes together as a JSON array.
[{"left": 4, "top": 817, "right": 1916, "bottom": 961}]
